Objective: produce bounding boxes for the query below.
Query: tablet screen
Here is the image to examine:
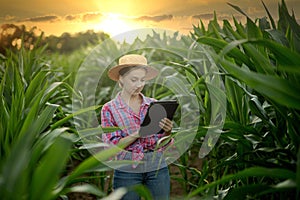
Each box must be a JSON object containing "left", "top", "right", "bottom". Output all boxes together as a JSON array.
[{"left": 139, "top": 100, "right": 179, "bottom": 137}]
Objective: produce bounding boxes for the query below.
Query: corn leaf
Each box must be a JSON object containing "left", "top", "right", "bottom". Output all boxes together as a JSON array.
[
  {"left": 187, "top": 167, "right": 296, "bottom": 198},
  {"left": 30, "top": 137, "right": 72, "bottom": 200},
  {"left": 217, "top": 56, "right": 300, "bottom": 109}
]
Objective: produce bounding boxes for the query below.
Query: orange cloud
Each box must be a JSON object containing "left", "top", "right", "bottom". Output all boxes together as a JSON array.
[
  {"left": 82, "top": 12, "right": 103, "bottom": 22},
  {"left": 65, "top": 15, "right": 79, "bottom": 21},
  {"left": 192, "top": 14, "right": 214, "bottom": 20},
  {"left": 136, "top": 14, "right": 173, "bottom": 22},
  {"left": 19, "top": 15, "right": 59, "bottom": 23}
]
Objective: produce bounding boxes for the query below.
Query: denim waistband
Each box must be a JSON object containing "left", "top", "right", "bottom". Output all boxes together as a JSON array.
[{"left": 116, "top": 151, "right": 167, "bottom": 173}]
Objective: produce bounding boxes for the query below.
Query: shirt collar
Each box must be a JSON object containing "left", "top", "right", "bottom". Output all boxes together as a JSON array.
[{"left": 115, "top": 92, "right": 151, "bottom": 109}]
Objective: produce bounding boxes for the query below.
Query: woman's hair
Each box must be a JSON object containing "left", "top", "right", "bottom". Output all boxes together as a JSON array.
[
  {"left": 119, "top": 66, "right": 148, "bottom": 77},
  {"left": 118, "top": 66, "right": 148, "bottom": 87}
]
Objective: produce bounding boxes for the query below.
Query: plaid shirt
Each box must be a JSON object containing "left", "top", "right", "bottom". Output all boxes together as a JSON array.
[{"left": 101, "top": 92, "right": 171, "bottom": 164}]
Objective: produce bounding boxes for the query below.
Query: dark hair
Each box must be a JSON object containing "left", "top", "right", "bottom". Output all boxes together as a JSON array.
[
  {"left": 119, "top": 67, "right": 131, "bottom": 76},
  {"left": 119, "top": 66, "right": 147, "bottom": 76}
]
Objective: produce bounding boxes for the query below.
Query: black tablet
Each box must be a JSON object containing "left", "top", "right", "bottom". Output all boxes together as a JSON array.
[{"left": 139, "top": 100, "right": 179, "bottom": 137}]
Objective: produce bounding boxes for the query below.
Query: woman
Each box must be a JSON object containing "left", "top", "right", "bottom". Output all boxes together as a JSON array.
[{"left": 101, "top": 54, "right": 174, "bottom": 200}]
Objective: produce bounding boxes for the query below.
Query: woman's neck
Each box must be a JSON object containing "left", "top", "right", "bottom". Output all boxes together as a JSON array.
[
  {"left": 120, "top": 91, "right": 142, "bottom": 114},
  {"left": 120, "top": 91, "right": 141, "bottom": 104}
]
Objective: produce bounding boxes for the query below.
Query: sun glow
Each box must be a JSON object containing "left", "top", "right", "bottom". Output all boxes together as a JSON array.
[{"left": 94, "top": 13, "right": 138, "bottom": 36}]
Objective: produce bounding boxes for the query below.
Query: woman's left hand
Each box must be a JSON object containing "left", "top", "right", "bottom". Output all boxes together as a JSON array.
[{"left": 159, "top": 118, "right": 173, "bottom": 135}]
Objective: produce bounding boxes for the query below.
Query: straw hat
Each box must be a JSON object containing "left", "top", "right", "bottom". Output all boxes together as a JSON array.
[{"left": 108, "top": 54, "right": 159, "bottom": 81}]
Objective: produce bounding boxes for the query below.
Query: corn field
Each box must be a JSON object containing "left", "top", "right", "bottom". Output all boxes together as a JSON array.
[{"left": 0, "top": 1, "right": 299, "bottom": 199}]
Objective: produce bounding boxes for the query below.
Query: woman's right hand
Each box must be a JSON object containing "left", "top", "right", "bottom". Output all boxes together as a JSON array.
[
  {"left": 159, "top": 118, "right": 173, "bottom": 136},
  {"left": 117, "top": 131, "right": 140, "bottom": 148},
  {"left": 131, "top": 131, "right": 140, "bottom": 139}
]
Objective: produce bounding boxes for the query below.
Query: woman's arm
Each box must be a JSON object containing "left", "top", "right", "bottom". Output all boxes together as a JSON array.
[
  {"left": 117, "top": 131, "right": 139, "bottom": 148},
  {"left": 101, "top": 105, "right": 123, "bottom": 145},
  {"left": 119, "top": 117, "right": 173, "bottom": 148}
]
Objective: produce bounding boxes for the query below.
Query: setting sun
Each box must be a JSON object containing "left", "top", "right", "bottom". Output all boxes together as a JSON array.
[{"left": 94, "top": 13, "right": 139, "bottom": 36}]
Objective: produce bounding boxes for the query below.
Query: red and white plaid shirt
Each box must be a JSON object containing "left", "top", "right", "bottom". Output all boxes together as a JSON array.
[{"left": 101, "top": 92, "right": 171, "bottom": 163}]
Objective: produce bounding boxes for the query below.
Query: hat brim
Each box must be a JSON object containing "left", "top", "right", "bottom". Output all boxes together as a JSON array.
[{"left": 108, "top": 64, "right": 158, "bottom": 81}]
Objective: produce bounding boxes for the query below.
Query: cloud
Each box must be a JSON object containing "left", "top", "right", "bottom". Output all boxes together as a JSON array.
[
  {"left": 192, "top": 12, "right": 244, "bottom": 22},
  {"left": 14, "top": 12, "right": 103, "bottom": 24},
  {"left": 137, "top": 14, "right": 173, "bottom": 22},
  {"left": 65, "top": 12, "right": 103, "bottom": 22},
  {"left": 4, "top": 15, "right": 16, "bottom": 21},
  {"left": 192, "top": 14, "right": 214, "bottom": 20},
  {"left": 19, "top": 15, "right": 59, "bottom": 22},
  {"left": 0, "top": 15, "right": 16, "bottom": 23},
  {"left": 65, "top": 14, "right": 79, "bottom": 21},
  {"left": 82, "top": 12, "right": 102, "bottom": 22}
]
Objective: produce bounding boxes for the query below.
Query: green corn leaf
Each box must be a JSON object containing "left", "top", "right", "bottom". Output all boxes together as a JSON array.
[
  {"left": 205, "top": 82, "right": 227, "bottom": 123},
  {"left": 18, "top": 88, "right": 45, "bottom": 141},
  {"left": 266, "top": 29, "right": 290, "bottom": 46},
  {"left": 225, "top": 76, "right": 248, "bottom": 123},
  {"left": 30, "top": 137, "right": 72, "bottom": 200},
  {"left": 40, "top": 82, "right": 64, "bottom": 105},
  {"left": 0, "top": 140, "right": 31, "bottom": 199},
  {"left": 63, "top": 144, "right": 124, "bottom": 186},
  {"left": 223, "top": 20, "right": 241, "bottom": 41},
  {"left": 35, "top": 103, "right": 60, "bottom": 134},
  {"left": 246, "top": 17, "right": 263, "bottom": 39},
  {"left": 248, "top": 97, "right": 270, "bottom": 124},
  {"left": 225, "top": 179, "right": 297, "bottom": 200},
  {"left": 24, "top": 70, "right": 48, "bottom": 107},
  {"left": 197, "top": 37, "right": 252, "bottom": 67},
  {"left": 224, "top": 184, "right": 271, "bottom": 200},
  {"left": 187, "top": 167, "right": 296, "bottom": 198},
  {"left": 221, "top": 39, "right": 274, "bottom": 74},
  {"left": 227, "top": 3, "right": 249, "bottom": 18},
  {"left": 297, "top": 148, "right": 300, "bottom": 190},
  {"left": 233, "top": 16, "right": 247, "bottom": 38},
  {"left": 261, "top": 0, "right": 276, "bottom": 29},
  {"left": 77, "top": 126, "right": 121, "bottom": 142},
  {"left": 250, "top": 39, "right": 300, "bottom": 66},
  {"left": 217, "top": 56, "right": 300, "bottom": 110},
  {"left": 61, "top": 184, "right": 106, "bottom": 197},
  {"left": 0, "top": 103, "right": 60, "bottom": 197},
  {"left": 51, "top": 105, "right": 102, "bottom": 129},
  {"left": 130, "top": 185, "right": 153, "bottom": 200},
  {"left": 30, "top": 127, "right": 70, "bottom": 166},
  {"left": 221, "top": 121, "right": 258, "bottom": 141}
]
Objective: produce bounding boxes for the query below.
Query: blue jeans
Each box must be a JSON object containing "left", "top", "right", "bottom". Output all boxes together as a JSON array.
[{"left": 113, "top": 167, "right": 170, "bottom": 200}]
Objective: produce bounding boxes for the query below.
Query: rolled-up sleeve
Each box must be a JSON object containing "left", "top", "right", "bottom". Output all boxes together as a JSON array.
[{"left": 101, "top": 104, "right": 122, "bottom": 145}]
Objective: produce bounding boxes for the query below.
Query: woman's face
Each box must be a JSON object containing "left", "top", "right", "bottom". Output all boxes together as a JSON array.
[{"left": 119, "top": 68, "right": 147, "bottom": 96}]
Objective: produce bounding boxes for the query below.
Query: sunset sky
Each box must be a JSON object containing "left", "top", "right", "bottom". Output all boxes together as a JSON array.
[{"left": 1, "top": 0, "right": 299, "bottom": 37}]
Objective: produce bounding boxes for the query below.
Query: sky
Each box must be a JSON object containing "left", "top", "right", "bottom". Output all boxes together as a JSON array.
[{"left": 0, "top": 0, "right": 299, "bottom": 37}]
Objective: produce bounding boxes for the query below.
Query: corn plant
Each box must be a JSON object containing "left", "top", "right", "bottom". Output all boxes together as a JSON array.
[
  {"left": 0, "top": 43, "right": 130, "bottom": 199},
  {"left": 188, "top": 0, "right": 299, "bottom": 199}
]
